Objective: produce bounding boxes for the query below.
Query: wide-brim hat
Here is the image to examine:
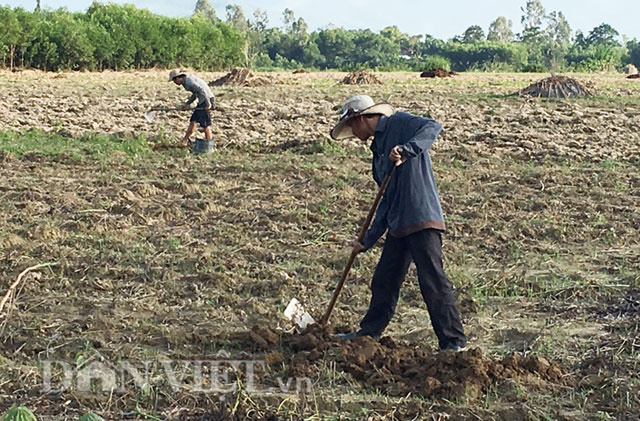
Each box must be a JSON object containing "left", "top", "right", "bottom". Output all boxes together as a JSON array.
[
  {"left": 330, "top": 95, "right": 395, "bottom": 140},
  {"left": 168, "top": 69, "right": 187, "bottom": 82}
]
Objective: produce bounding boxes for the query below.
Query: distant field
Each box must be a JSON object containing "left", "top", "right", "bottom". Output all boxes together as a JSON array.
[{"left": 0, "top": 70, "right": 638, "bottom": 420}]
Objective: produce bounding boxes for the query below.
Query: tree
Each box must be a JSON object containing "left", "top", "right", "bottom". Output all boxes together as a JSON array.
[
  {"left": 461, "top": 25, "right": 485, "bottom": 43},
  {"left": 545, "top": 11, "right": 571, "bottom": 70},
  {"left": 50, "top": 11, "right": 95, "bottom": 70},
  {"left": 420, "top": 40, "right": 528, "bottom": 72},
  {"left": 521, "top": 0, "right": 545, "bottom": 31},
  {"left": 282, "top": 8, "right": 295, "bottom": 33},
  {"left": 194, "top": 0, "right": 217, "bottom": 24},
  {"left": 247, "top": 9, "right": 269, "bottom": 65},
  {"left": 282, "top": 8, "right": 308, "bottom": 40},
  {"left": 627, "top": 39, "right": 640, "bottom": 68},
  {"left": 546, "top": 11, "right": 571, "bottom": 45},
  {"left": 225, "top": 4, "right": 248, "bottom": 32},
  {"left": 0, "top": 3, "right": 246, "bottom": 70},
  {"left": 85, "top": 3, "right": 139, "bottom": 69},
  {"left": 574, "top": 31, "right": 587, "bottom": 47},
  {"left": 381, "top": 25, "right": 420, "bottom": 56},
  {"left": 250, "top": 8, "right": 268, "bottom": 33},
  {"left": 351, "top": 29, "right": 400, "bottom": 69},
  {"left": 313, "top": 28, "right": 355, "bottom": 69},
  {"left": 519, "top": 0, "right": 555, "bottom": 71},
  {"left": 519, "top": 0, "right": 547, "bottom": 47},
  {"left": 84, "top": 14, "right": 115, "bottom": 70},
  {"left": 586, "top": 23, "right": 620, "bottom": 47},
  {"left": 0, "top": 7, "right": 21, "bottom": 69},
  {"left": 264, "top": 8, "right": 310, "bottom": 67},
  {"left": 487, "top": 16, "right": 514, "bottom": 42},
  {"left": 12, "top": 7, "right": 40, "bottom": 67},
  {"left": 293, "top": 17, "right": 308, "bottom": 40},
  {"left": 568, "top": 24, "right": 624, "bottom": 72}
]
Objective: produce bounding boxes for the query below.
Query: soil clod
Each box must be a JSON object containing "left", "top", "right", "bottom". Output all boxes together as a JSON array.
[{"left": 272, "top": 327, "right": 570, "bottom": 400}]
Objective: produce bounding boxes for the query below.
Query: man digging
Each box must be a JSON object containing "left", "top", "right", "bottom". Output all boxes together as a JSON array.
[
  {"left": 168, "top": 69, "right": 215, "bottom": 147},
  {"left": 330, "top": 95, "right": 467, "bottom": 352}
]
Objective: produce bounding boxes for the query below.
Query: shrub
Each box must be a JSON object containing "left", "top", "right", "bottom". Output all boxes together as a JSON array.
[{"left": 421, "top": 55, "right": 451, "bottom": 71}]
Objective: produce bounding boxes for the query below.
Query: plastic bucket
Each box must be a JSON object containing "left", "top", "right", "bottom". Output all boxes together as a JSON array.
[{"left": 191, "top": 138, "right": 214, "bottom": 155}]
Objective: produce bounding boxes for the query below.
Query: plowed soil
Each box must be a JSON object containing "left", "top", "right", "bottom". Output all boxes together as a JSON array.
[
  {"left": 244, "top": 325, "right": 568, "bottom": 400},
  {"left": 0, "top": 70, "right": 638, "bottom": 420}
]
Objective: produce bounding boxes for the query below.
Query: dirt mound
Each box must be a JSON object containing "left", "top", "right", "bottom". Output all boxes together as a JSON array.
[
  {"left": 210, "top": 68, "right": 271, "bottom": 87},
  {"left": 421, "top": 67, "right": 456, "bottom": 78},
  {"left": 292, "top": 69, "right": 307, "bottom": 74},
  {"left": 342, "top": 70, "right": 383, "bottom": 85},
  {"left": 627, "top": 74, "right": 640, "bottom": 79},
  {"left": 518, "top": 75, "right": 594, "bottom": 98},
  {"left": 232, "top": 325, "right": 568, "bottom": 400}
]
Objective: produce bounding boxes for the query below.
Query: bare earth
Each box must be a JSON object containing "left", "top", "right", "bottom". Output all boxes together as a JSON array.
[{"left": 0, "top": 70, "right": 638, "bottom": 420}]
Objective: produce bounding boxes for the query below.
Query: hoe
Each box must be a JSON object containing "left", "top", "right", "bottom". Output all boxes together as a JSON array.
[
  {"left": 285, "top": 164, "right": 396, "bottom": 330},
  {"left": 143, "top": 106, "right": 206, "bottom": 123}
]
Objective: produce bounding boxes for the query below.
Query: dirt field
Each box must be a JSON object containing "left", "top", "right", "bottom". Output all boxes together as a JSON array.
[{"left": 0, "top": 70, "right": 639, "bottom": 420}]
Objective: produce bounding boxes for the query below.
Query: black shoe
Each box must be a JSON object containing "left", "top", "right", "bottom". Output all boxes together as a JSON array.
[{"left": 332, "top": 331, "right": 380, "bottom": 341}]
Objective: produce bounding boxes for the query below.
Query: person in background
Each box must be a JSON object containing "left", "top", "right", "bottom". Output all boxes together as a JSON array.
[{"left": 168, "top": 69, "right": 215, "bottom": 147}]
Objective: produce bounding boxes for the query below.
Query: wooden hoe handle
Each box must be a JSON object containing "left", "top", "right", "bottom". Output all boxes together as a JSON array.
[{"left": 320, "top": 164, "right": 396, "bottom": 325}]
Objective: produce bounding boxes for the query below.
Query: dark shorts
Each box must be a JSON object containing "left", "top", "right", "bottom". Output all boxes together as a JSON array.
[{"left": 190, "top": 108, "right": 211, "bottom": 128}]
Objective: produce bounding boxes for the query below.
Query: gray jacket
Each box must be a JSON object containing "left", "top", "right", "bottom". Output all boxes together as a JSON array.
[
  {"left": 361, "top": 112, "right": 445, "bottom": 250},
  {"left": 182, "top": 76, "right": 215, "bottom": 108}
]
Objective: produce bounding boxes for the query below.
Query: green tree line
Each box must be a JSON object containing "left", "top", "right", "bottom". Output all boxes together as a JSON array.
[
  {"left": 1, "top": 0, "right": 639, "bottom": 72},
  {"left": 0, "top": 2, "right": 244, "bottom": 71}
]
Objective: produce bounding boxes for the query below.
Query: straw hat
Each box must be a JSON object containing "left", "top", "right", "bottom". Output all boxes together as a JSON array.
[
  {"left": 168, "top": 69, "right": 187, "bottom": 82},
  {"left": 330, "top": 95, "right": 395, "bottom": 140}
]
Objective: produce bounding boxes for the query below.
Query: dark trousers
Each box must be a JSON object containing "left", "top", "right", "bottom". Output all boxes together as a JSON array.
[
  {"left": 190, "top": 98, "right": 214, "bottom": 128},
  {"left": 190, "top": 108, "right": 212, "bottom": 128},
  {"left": 359, "top": 229, "right": 466, "bottom": 349}
]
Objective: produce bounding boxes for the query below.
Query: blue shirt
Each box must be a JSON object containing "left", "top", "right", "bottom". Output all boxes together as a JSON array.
[{"left": 361, "top": 112, "right": 445, "bottom": 250}]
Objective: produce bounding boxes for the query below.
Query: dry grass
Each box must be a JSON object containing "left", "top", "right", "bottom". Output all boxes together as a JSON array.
[{"left": 0, "top": 70, "right": 638, "bottom": 420}]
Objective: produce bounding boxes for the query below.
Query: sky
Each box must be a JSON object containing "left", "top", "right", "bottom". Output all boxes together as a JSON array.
[{"left": 3, "top": 0, "right": 639, "bottom": 41}]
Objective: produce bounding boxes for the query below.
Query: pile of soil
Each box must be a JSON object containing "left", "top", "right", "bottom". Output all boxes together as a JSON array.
[
  {"left": 518, "top": 75, "right": 594, "bottom": 98},
  {"left": 210, "top": 68, "right": 271, "bottom": 87},
  {"left": 239, "top": 324, "right": 569, "bottom": 400},
  {"left": 420, "top": 67, "right": 457, "bottom": 78},
  {"left": 341, "top": 70, "right": 383, "bottom": 85},
  {"left": 292, "top": 69, "right": 307, "bottom": 74},
  {"left": 627, "top": 74, "right": 640, "bottom": 79}
]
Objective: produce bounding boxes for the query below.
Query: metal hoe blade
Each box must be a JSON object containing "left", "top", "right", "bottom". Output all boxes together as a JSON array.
[
  {"left": 144, "top": 109, "right": 155, "bottom": 123},
  {"left": 284, "top": 297, "right": 315, "bottom": 330}
]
